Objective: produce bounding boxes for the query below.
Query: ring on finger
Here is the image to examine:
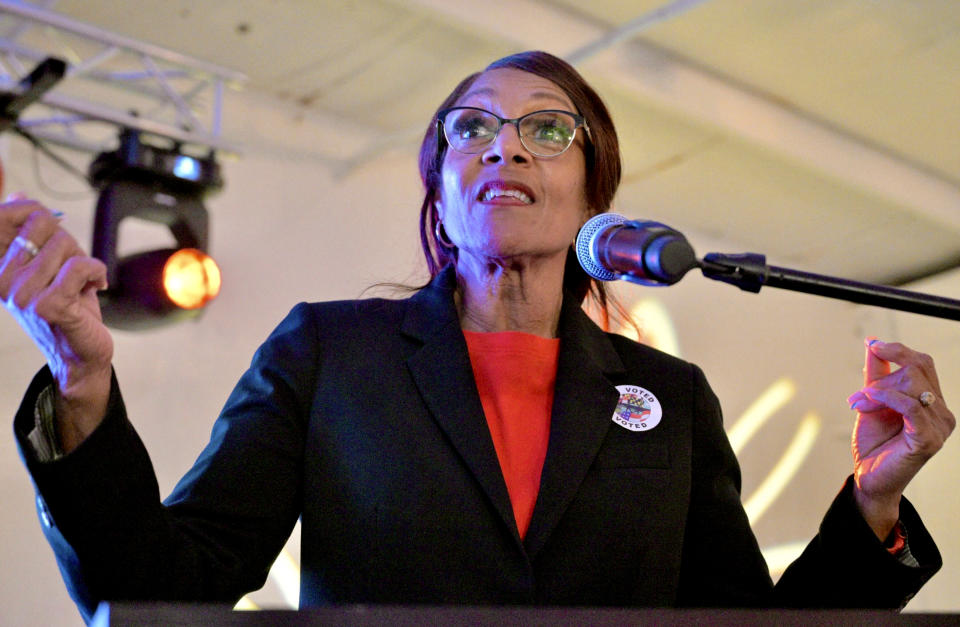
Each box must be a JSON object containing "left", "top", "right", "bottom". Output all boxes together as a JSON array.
[
  {"left": 13, "top": 235, "right": 40, "bottom": 258},
  {"left": 919, "top": 391, "right": 936, "bottom": 407}
]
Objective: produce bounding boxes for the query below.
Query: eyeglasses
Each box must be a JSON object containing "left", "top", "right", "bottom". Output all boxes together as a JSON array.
[{"left": 438, "top": 107, "right": 591, "bottom": 158}]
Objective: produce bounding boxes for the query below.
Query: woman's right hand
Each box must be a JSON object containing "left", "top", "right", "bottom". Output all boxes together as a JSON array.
[{"left": 1, "top": 196, "right": 113, "bottom": 452}]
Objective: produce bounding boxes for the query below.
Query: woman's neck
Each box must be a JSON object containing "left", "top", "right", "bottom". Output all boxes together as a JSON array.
[{"left": 454, "top": 253, "right": 566, "bottom": 338}]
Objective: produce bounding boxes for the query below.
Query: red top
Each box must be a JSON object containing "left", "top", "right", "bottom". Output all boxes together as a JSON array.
[{"left": 463, "top": 330, "right": 560, "bottom": 539}]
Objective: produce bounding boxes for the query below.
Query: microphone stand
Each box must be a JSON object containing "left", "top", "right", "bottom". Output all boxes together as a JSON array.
[{"left": 699, "top": 252, "right": 960, "bottom": 321}]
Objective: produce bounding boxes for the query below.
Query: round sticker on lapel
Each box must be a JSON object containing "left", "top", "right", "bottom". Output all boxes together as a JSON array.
[{"left": 612, "top": 385, "right": 662, "bottom": 432}]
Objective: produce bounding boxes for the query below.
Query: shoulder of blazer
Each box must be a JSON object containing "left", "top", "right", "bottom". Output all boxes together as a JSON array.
[
  {"left": 603, "top": 330, "right": 698, "bottom": 376},
  {"left": 554, "top": 290, "right": 699, "bottom": 384},
  {"left": 594, "top": 322, "right": 717, "bottom": 419},
  {"left": 268, "top": 266, "right": 459, "bottom": 347}
]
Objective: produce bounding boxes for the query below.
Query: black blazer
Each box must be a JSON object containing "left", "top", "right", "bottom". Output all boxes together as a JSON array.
[{"left": 15, "top": 266, "right": 941, "bottom": 622}]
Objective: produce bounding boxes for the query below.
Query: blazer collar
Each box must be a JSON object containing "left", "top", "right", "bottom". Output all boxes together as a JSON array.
[{"left": 401, "top": 265, "right": 627, "bottom": 556}]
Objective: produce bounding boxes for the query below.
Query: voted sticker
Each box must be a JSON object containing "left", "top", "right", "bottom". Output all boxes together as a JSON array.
[{"left": 612, "top": 385, "right": 662, "bottom": 432}]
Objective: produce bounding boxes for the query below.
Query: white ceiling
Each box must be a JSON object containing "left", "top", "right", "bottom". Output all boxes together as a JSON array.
[{"left": 3, "top": 0, "right": 959, "bottom": 286}]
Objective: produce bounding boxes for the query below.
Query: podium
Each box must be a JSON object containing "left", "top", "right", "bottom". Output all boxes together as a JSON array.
[{"left": 91, "top": 603, "right": 960, "bottom": 626}]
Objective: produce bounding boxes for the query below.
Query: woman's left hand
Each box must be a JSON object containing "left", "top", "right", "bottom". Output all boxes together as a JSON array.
[{"left": 846, "top": 338, "right": 955, "bottom": 539}]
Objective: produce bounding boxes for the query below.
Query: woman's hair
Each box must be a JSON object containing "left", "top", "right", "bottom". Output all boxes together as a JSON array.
[{"left": 417, "top": 50, "right": 629, "bottom": 329}]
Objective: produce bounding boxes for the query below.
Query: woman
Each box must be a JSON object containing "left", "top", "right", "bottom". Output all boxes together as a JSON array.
[{"left": 2, "top": 51, "right": 953, "bottom": 621}]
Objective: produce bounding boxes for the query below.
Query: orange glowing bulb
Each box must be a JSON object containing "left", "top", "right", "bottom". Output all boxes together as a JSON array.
[{"left": 162, "top": 248, "right": 221, "bottom": 309}]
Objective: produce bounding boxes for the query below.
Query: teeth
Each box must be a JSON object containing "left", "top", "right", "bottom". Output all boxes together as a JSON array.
[{"left": 483, "top": 188, "right": 532, "bottom": 204}]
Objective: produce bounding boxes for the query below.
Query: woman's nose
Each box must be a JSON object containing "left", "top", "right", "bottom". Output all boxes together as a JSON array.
[{"left": 481, "top": 123, "right": 530, "bottom": 165}]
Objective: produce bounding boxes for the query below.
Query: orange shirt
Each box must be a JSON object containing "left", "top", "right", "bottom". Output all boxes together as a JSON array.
[{"left": 463, "top": 330, "right": 560, "bottom": 539}]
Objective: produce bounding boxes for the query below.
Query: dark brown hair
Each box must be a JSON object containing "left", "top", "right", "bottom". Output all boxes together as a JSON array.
[{"left": 417, "top": 51, "right": 627, "bottom": 328}]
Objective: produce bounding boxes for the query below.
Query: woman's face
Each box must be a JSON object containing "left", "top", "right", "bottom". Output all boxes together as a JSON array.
[{"left": 435, "top": 68, "right": 589, "bottom": 269}]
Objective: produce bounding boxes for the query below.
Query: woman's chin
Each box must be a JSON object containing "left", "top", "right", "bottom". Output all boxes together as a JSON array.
[{"left": 459, "top": 244, "right": 569, "bottom": 270}]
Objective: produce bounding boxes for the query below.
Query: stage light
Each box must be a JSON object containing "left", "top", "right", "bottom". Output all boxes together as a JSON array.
[
  {"left": 163, "top": 248, "right": 221, "bottom": 309},
  {"left": 90, "top": 129, "right": 223, "bottom": 330}
]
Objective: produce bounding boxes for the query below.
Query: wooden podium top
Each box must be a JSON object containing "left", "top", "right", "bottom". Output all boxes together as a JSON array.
[{"left": 91, "top": 603, "right": 960, "bottom": 626}]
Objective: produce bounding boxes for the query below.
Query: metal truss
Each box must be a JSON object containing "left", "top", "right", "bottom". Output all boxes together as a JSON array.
[{"left": 0, "top": 0, "right": 246, "bottom": 154}]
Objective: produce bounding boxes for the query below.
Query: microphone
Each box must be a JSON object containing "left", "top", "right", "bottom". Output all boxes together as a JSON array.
[{"left": 575, "top": 213, "right": 698, "bottom": 285}]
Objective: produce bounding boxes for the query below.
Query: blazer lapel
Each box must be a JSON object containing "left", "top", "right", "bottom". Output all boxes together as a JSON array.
[
  {"left": 523, "top": 294, "right": 626, "bottom": 557},
  {"left": 401, "top": 267, "right": 520, "bottom": 544}
]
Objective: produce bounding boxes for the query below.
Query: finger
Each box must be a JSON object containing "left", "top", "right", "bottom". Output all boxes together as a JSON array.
[
  {"left": 4, "top": 230, "right": 85, "bottom": 309},
  {"left": 57, "top": 255, "right": 108, "bottom": 296},
  {"left": 864, "top": 362, "right": 940, "bottom": 405},
  {"left": 863, "top": 385, "right": 952, "bottom": 436},
  {"left": 1, "top": 214, "right": 78, "bottom": 297},
  {"left": 861, "top": 386, "right": 917, "bottom": 417},
  {"left": 863, "top": 337, "right": 890, "bottom": 386},
  {"left": 1, "top": 206, "right": 62, "bottom": 266},
  {"left": 847, "top": 390, "right": 886, "bottom": 413},
  {"left": 867, "top": 339, "right": 942, "bottom": 396},
  {"left": 0, "top": 198, "right": 52, "bottom": 239},
  {"left": 18, "top": 207, "right": 62, "bottom": 247},
  {"left": 33, "top": 256, "right": 108, "bottom": 325},
  {"left": 863, "top": 386, "right": 954, "bottom": 452},
  {"left": 851, "top": 368, "right": 939, "bottom": 413}
]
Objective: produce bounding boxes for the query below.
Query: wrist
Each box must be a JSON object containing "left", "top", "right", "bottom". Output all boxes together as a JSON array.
[
  {"left": 53, "top": 365, "right": 111, "bottom": 453},
  {"left": 853, "top": 483, "right": 901, "bottom": 541},
  {"left": 884, "top": 520, "right": 907, "bottom": 555}
]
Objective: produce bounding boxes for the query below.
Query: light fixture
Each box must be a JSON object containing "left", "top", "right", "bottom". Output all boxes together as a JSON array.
[{"left": 90, "top": 129, "right": 223, "bottom": 330}]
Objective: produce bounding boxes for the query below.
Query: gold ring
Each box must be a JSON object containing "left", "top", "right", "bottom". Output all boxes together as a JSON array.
[
  {"left": 13, "top": 235, "right": 40, "bottom": 258},
  {"left": 919, "top": 391, "right": 936, "bottom": 407}
]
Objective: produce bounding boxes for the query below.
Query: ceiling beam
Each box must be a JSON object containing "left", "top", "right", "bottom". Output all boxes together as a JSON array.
[{"left": 398, "top": 0, "right": 960, "bottom": 232}]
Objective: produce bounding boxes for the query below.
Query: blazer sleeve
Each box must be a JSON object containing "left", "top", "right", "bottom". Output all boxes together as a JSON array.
[
  {"left": 675, "top": 362, "right": 776, "bottom": 607},
  {"left": 674, "top": 363, "right": 941, "bottom": 609},
  {"left": 773, "top": 475, "right": 941, "bottom": 609},
  {"left": 13, "top": 303, "right": 319, "bottom": 622}
]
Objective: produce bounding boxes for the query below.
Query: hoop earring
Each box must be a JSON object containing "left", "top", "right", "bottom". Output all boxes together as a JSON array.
[{"left": 435, "top": 220, "right": 455, "bottom": 249}]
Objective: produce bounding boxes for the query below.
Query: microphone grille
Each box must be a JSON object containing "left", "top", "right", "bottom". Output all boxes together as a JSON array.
[{"left": 575, "top": 213, "right": 626, "bottom": 281}]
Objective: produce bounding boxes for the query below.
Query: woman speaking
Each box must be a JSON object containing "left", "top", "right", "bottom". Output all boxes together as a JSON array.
[{"left": 1, "top": 51, "right": 953, "bottom": 621}]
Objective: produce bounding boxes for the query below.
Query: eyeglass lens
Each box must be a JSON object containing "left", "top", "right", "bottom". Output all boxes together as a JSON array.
[{"left": 443, "top": 109, "right": 579, "bottom": 156}]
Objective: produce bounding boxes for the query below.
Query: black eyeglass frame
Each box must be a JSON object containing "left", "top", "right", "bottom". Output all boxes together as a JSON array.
[{"left": 436, "top": 106, "right": 592, "bottom": 159}]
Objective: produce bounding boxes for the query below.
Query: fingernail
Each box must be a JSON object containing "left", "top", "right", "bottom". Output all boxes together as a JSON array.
[
  {"left": 52, "top": 210, "right": 65, "bottom": 219},
  {"left": 868, "top": 338, "right": 883, "bottom": 347},
  {"left": 851, "top": 400, "right": 864, "bottom": 411}
]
